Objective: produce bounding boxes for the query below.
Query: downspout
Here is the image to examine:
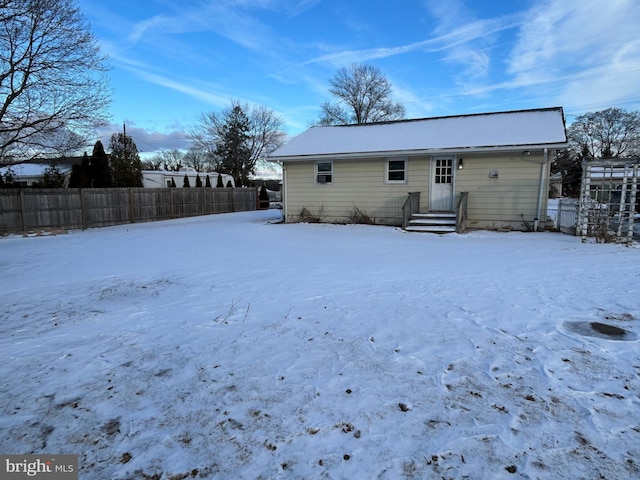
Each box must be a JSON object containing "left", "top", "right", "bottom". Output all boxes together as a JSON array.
[
  {"left": 281, "top": 163, "right": 287, "bottom": 222},
  {"left": 535, "top": 148, "right": 549, "bottom": 231}
]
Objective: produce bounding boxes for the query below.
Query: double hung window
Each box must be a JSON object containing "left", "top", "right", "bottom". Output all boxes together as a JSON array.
[
  {"left": 385, "top": 157, "right": 407, "bottom": 184},
  {"left": 316, "top": 161, "right": 333, "bottom": 184}
]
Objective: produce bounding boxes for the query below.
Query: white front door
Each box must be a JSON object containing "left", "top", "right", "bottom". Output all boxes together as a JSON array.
[{"left": 430, "top": 157, "right": 454, "bottom": 211}]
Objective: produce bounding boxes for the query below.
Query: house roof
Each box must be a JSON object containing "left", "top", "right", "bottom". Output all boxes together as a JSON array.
[
  {"left": 269, "top": 107, "right": 568, "bottom": 161},
  {"left": 1, "top": 163, "right": 72, "bottom": 178}
]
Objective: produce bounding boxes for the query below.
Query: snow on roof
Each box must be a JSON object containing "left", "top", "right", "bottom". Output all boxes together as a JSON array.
[{"left": 269, "top": 107, "right": 567, "bottom": 160}]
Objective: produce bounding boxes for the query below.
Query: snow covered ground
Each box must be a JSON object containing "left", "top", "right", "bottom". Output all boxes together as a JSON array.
[{"left": 1, "top": 210, "right": 639, "bottom": 479}]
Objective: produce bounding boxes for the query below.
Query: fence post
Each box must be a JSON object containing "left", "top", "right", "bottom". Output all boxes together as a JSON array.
[
  {"left": 80, "top": 188, "right": 87, "bottom": 229},
  {"left": 129, "top": 188, "right": 135, "bottom": 223},
  {"left": 170, "top": 187, "right": 175, "bottom": 218},
  {"left": 19, "top": 189, "right": 26, "bottom": 232}
]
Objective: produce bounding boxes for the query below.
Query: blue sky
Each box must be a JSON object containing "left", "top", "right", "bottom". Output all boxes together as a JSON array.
[{"left": 77, "top": 0, "right": 640, "bottom": 156}]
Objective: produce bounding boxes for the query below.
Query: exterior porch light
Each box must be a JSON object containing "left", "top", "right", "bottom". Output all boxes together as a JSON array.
[{"left": 457, "top": 158, "right": 464, "bottom": 170}]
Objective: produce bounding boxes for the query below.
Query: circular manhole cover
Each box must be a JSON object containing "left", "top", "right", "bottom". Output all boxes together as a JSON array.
[{"left": 563, "top": 321, "right": 637, "bottom": 341}]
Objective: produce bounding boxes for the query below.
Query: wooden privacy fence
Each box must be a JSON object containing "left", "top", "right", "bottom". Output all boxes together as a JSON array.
[{"left": 0, "top": 187, "right": 257, "bottom": 233}]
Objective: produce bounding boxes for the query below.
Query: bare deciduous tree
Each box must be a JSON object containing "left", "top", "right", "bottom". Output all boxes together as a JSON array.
[
  {"left": 552, "top": 107, "right": 640, "bottom": 197},
  {"left": 190, "top": 100, "right": 286, "bottom": 185},
  {"left": 145, "top": 149, "right": 185, "bottom": 171},
  {"left": 0, "top": 0, "right": 111, "bottom": 166},
  {"left": 318, "top": 63, "right": 406, "bottom": 125},
  {"left": 144, "top": 148, "right": 213, "bottom": 173},
  {"left": 183, "top": 147, "right": 212, "bottom": 172},
  {"left": 567, "top": 108, "right": 640, "bottom": 159}
]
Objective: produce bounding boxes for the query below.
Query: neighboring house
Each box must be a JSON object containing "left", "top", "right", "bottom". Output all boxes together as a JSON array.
[
  {"left": 0, "top": 160, "right": 73, "bottom": 187},
  {"left": 142, "top": 168, "right": 235, "bottom": 188},
  {"left": 268, "top": 107, "right": 568, "bottom": 232}
]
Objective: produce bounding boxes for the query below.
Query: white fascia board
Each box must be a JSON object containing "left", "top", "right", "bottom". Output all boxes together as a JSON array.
[{"left": 269, "top": 142, "right": 568, "bottom": 163}]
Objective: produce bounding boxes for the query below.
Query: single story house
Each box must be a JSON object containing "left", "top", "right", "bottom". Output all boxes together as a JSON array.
[
  {"left": 0, "top": 161, "right": 73, "bottom": 187},
  {"left": 268, "top": 107, "right": 568, "bottom": 232},
  {"left": 142, "top": 168, "right": 235, "bottom": 188}
]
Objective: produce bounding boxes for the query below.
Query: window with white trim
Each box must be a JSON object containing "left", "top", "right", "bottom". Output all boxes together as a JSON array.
[
  {"left": 385, "top": 157, "right": 407, "bottom": 184},
  {"left": 316, "top": 161, "right": 333, "bottom": 184}
]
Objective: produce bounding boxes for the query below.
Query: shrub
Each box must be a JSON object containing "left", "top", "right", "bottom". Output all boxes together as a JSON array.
[
  {"left": 349, "top": 206, "right": 374, "bottom": 224},
  {"left": 298, "top": 207, "right": 321, "bottom": 223},
  {"left": 258, "top": 185, "right": 270, "bottom": 209}
]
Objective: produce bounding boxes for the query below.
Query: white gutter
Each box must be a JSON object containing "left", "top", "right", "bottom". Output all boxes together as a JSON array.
[
  {"left": 535, "top": 148, "right": 549, "bottom": 231},
  {"left": 268, "top": 143, "right": 568, "bottom": 163}
]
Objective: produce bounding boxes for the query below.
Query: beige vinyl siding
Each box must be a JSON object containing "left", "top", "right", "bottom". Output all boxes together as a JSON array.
[
  {"left": 283, "top": 152, "right": 550, "bottom": 230},
  {"left": 284, "top": 157, "right": 430, "bottom": 225},
  {"left": 455, "top": 153, "right": 547, "bottom": 230}
]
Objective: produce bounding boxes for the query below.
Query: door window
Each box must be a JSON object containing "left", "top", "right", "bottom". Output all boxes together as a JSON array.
[{"left": 434, "top": 158, "right": 453, "bottom": 184}]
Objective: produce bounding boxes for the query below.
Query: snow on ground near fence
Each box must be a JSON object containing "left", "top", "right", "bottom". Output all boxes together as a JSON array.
[{"left": 1, "top": 210, "right": 639, "bottom": 479}]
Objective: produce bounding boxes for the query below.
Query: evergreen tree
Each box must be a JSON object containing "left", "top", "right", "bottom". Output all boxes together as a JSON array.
[
  {"left": 109, "top": 133, "right": 143, "bottom": 187},
  {"left": 3, "top": 169, "right": 14, "bottom": 186},
  {"left": 195, "top": 174, "right": 202, "bottom": 187},
  {"left": 171, "top": 178, "right": 176, "bottom": 187},
  {"left": 215, "top": 105, "right": 252, "bottom": 186},
  {"left": 69, "top": 164, "right": 82, "bottom": 188},
  {"left": 183, "top": 174, "right": 190, "bottom": 187},
  {"left": 42, "top": 164, "right": 66, "bottom": 187},
  {"left": 217, "top": 173, "right": 224, "bottom": 187},
  {"left": 226, "top": 180, "right": 233, "bottom": 187},
  {"left": 205, "top": 175, "right": 212, "bottom": 187},
  {"left": 91, "top": 141, "right": 112, "bottom": 187},
  {"left": 191, "top": 101, "right": 285, "bottom": 187},
  {"left": 258, "top": 185, "right": 270, "bottom": 209},
  {"left": 69, "top": 152, "right": 93, "bottom": 188}
]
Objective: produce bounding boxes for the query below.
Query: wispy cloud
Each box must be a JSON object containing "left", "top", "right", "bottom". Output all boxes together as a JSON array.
[
  {"left": 423, "top": 0, "right": 523, "bottom": 81},
  {"left": 396, "top": 0, "right": 640, "bottom": 114},
  {"left": 126, "top": 66, "right": 231, "bottom": 108},
  {"left": 505, "top": 0, "right": 640, "bottom": 112},
  {"left": 124, "top": 0, "right": 279, "bottom": 53},
  {"left": 302, "top": 13, "right": 521, "bottom": 69},
  {"left": 129, "top": 14, "right": 175, "bottom": 43}
]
